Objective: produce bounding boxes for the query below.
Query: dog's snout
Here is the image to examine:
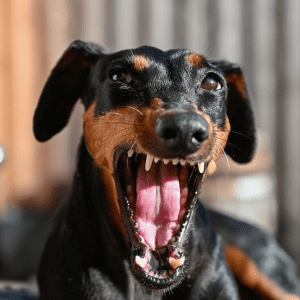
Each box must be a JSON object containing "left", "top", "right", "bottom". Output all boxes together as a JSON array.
[{"left": 155, "top": 112, "right": 209, "bottom": 156}]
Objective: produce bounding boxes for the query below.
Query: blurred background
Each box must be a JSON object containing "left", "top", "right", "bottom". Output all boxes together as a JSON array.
[{"left": 0, "top": 0, "right": 300, "bottom": 288}]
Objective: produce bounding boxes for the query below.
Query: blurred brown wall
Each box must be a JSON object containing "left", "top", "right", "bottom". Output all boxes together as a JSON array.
[
  {"left": 0, "top": 1, "right": 81, "bottom": 211},
  {"left": 0, "top": 0, "right": 300, "bottom": 265},
  {"left": 0, "top": 1, "right": 52, "bottom": 211}
]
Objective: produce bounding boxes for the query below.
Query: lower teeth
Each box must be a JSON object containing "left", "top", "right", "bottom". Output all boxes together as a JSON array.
[{"left": 135, "top": 255, "right": 147, "bottom": 268}]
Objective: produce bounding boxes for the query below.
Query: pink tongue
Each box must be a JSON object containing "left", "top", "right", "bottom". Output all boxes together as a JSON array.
[{"left": 135, "top": 161, "right": 180, "bottom": 249}]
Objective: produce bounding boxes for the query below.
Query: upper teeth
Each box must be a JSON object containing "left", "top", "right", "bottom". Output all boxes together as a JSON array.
[
  {"left": 145, "top": 154, "right": 154, "bottom": 171},
  {"left": 172, "top": 158, "right": 180, "bottom": 165},
  {"left": 127, "top": 151, "right": 206, "bottom": 174},
  {"left": 180, "top": 159, "right": 186, "bottom": 165},
  {"left": 198, "top": 162, "right": 205, "bottom": 173}
]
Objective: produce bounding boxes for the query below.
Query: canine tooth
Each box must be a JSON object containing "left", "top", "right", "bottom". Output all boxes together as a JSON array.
[
  {"left": 128, "top": 149, "right": 134, "bottom": 157},
  {"left": 198, "top": 162, "right": 205, "bottom": 173},
  {"left": 145, "top": 154, "right": 154, "bottom": 171},
  {"left": 135, "top": 255, "right": 147, "bottom": 268},
  {"left": 163, "top": 159, "right": 169, "bottom": 164},
  {"left": 172, "top": 158, "right": 180, "bottom": 165},
  {"left": 169, "top": 257, "right": 185, "bottom": 270},
  {"left": 139, "top": 236, "right": 145, "bottom": 243},
  {"left": 154, "top": 157, "right": 160, "bottom": 163},
  {"left": 180, "top": 159, "right": 186, "bottom": 165}
]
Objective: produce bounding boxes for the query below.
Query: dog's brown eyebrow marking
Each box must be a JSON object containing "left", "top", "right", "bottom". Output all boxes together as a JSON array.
[
  {"left": 132, "top": 55, "right": 149, "bottom": 71},
  {"left": 187, "top": 53, "right": 204, "bottom": 67}
]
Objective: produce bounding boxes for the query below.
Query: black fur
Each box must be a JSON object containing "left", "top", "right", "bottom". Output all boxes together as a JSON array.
[{"left": 34, "top": 41, "right": 299, "bottom": 299}]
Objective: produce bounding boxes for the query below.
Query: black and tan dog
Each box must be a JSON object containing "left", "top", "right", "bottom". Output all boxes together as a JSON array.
[{"left": 34, "top": 41, "right": 300, "bottom": 299}]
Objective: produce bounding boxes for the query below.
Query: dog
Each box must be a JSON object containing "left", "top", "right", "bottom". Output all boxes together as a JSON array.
[{"left": 33, "top": 41, "right": 300, "bottom": 299}]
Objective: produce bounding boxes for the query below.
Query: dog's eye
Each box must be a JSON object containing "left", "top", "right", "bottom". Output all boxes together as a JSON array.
[
  {"left": 201, "top": 76, "right": 221, "bottom": 91},
  {"left": 110, "top": 70, "right": 132, "bottom": 84}
]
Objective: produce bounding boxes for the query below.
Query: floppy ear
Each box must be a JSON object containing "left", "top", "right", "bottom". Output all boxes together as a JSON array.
[
  {"left": 211, "top": 60, "right": 256, "bottom": 163},
  {"left": 33, "top": 40, "right": 104, "bottom": 142}
]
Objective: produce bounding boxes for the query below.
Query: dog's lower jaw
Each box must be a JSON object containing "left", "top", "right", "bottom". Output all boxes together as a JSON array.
[{"left": 113, "top": 147, "right": 204, "bottom": 289}]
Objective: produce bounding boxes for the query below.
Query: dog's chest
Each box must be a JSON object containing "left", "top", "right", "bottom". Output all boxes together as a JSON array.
[{"left": 129, "top": 286, "right": 163, "bottom": 300}]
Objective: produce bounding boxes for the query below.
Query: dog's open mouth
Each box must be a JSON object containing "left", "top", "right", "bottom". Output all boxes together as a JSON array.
[{"left": 115, "top": 147, "right": 205, "bottom": 289}]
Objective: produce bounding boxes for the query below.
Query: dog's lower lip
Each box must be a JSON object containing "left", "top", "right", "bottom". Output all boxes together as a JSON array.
[{"left": 135, "top": 264, "right": 184, "bottom": 288}]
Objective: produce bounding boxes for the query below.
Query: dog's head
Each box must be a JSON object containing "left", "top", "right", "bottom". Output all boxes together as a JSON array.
[{"left": 34, "top": 41, "right": 256, "bottom": 291}]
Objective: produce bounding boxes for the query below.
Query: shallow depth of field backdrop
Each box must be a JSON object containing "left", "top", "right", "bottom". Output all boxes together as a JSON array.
[{"left": 0, "top": 0, "right": 300, "bottom": 280}]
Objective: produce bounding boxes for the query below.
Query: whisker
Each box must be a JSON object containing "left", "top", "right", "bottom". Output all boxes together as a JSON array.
[
  {"left": 213, "top": 127, "right": 257, "bottom": 145},
  {"left": 216, "top": 142, "right": 230, "bottom": 178},
  {"left": 216, "top": 137, "right": 229, "bottom": 144},
  {"left": 225, "top": 142, "right": 251, "bottom": 160},
  {"left": 127, "top": 106, "right": 144, "bottom": 116},
  {"left": 229, "top": 130, "right": 256, "bottom": 143},
  {"left": 201, "top": 41, "right": 217, "bottom": 58},
  {"left": 96, "top": 122, "right": 135, "bottom": 126},
  {"left": 110, "top": 112, "right": 126, "bottom": 116},
  {"left": 109, "top": 112, "right": 140, "bottom": 121},
  {"left": 57, "top": 118, "right": 71, "bottom": 125}
]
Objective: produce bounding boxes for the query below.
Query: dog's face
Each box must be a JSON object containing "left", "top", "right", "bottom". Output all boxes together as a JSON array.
[{"left": 34, "top": 41, "right": 256, "bottom": 291}]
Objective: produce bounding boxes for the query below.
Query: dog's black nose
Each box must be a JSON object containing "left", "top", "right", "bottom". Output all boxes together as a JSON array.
[{"left": 155, "top": 112, "right": 209, "bottom": 156}]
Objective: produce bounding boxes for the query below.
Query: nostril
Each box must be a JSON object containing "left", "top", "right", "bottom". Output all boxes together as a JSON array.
[
  {"left": 192, "top": 130, "right": 209, "bottom": 144},
  {"left": 160, "top": 128, "right": 178, "bottom": 141}
]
